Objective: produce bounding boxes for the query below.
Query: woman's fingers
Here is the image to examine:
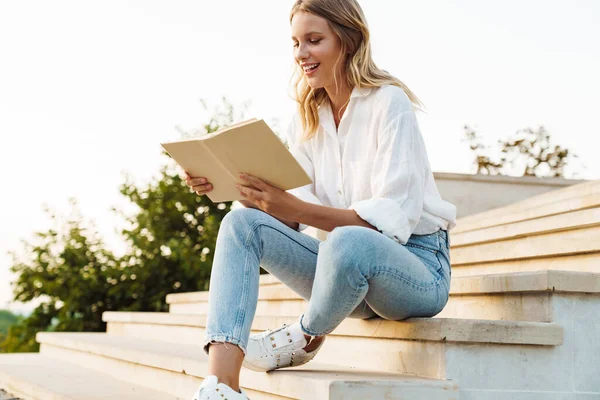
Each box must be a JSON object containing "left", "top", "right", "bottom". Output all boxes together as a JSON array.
[
  {"left": 194, "top": 187, "right": 212, "bottom": 196},
  {"left": 182, "top": 172, "right": 213, "bottom": 195},
  {"left": 192, "top": 183, "right": 212, "bottom": 191},
  {"left": 185, "top": 176, "right": 209, "bottom": 187}
]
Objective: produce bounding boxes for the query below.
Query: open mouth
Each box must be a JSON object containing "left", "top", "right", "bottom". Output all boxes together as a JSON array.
[{"left": 303, "top": 63, "right": 320, "bottom": 75}]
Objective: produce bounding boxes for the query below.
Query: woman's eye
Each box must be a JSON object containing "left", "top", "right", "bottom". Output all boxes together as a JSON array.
[{"left": 293, "top": 39, "right": 321, "bottom": 47}]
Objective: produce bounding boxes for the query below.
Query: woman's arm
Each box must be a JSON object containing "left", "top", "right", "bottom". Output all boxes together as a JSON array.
[
  {"left": 238, "top": 200, "right": 300, "bottom": 230},
  {"left": 295, "top": 201, "right": 378, "bottom": 233}
]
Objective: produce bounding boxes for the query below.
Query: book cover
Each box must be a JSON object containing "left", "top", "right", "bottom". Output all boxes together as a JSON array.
[{"left": 161, "top": 119, "right": 313, "bottom": 203}]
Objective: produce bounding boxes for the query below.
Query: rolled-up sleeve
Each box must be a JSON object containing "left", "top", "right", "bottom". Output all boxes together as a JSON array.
[
  {"left": 348, "top": 109, "right": 429, "bottom": 244},
  {"left": 284, "top": 116, "right": 323, "bottom": 232}
]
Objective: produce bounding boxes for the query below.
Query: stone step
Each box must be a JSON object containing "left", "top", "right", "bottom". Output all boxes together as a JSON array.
[
  {"left": 0, "top": 353, "right": 176, "bottom": 400},
  {"left": 450, "top": 252, "right": 600, "bottom": 277},
  {"left": 35, "top": 332, "right": 459, "bottom": 400},
  {"left": 452, "top": 224, "right": 600, "bottom": 265},
  {"left": 104, "top": 292, "right": 600, "bottom": 400},
  {"left": 454, "top": 179, "right": 600, "bottom": 233},
  {"left": 104, "top": 312, "right": 562, "bottom": 347},
  {"left": 103, "top": 311, "right": 562, "bottom": 380},
  {"left": 261, "top": 269, "right": 600, "bottom": 293},
  {"left": 166, "top": 270, "right": 600, "bottom": 322},
  {"left": 451, "top": 206, "right": 600, "bottom": 247}
]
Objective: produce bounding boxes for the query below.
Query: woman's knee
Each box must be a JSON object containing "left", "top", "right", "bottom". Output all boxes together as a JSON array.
[
  {"left": 320, "top": 226, "right": 372, "bottom": 266},
  {"left": 221, "top": 207, "right": 267, "bottom": 229}
]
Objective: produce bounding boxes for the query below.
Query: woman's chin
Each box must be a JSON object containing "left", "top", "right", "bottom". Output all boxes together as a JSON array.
[{"left": 306, "top": 79, "right": 324, "bottom": 89}]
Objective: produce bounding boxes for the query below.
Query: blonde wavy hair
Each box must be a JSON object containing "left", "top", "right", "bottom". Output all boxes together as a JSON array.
[{"left": 289, "top": 0, "right": 425, "bottom": 142}]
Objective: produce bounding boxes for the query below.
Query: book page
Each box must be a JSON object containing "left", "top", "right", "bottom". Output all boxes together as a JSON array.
[
  {"left": 200, "top": 118, "right": 259, "bottom": 141},
  {"left": 205, "top": 119, "right": 313, "bottom": 200},
  {"left": 161, "top": 140, "right": 233, "bottom": 202}
]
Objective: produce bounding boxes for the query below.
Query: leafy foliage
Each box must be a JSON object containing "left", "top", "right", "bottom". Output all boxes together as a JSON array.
[
  {"left": 0, "top": 310, "right": 20, "bottom": 352},
  {"left": 0, "top": 310, "right": 19, "bottom": 335},
  {"left": 1, "top": 98, "right": 264, "bottom": 353},
  {"left": 462, "top": 125, "right": 586, "bottom": 178}
]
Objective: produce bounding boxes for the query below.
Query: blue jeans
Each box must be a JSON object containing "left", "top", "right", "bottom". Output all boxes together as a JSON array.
[{"left": 202, "top": 208, "right": 452, "bottom": 356}]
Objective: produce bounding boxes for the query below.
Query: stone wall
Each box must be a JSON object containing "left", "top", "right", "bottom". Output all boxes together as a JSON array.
[{"left": 434, "top": 172, "right": 586, "bottom": 219}]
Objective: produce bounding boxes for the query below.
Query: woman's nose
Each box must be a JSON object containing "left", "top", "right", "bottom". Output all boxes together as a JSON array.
[{"left": 295, "top": 44, "right": 309, "bottom": 62}]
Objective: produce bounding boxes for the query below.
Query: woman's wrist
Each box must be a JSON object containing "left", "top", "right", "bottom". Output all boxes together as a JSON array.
[
  {"left": 238, "top": 199, "right": 260, "bottom": 209},
  {"left": 238, "top": 199, "right": 299, "bottom": 230}
]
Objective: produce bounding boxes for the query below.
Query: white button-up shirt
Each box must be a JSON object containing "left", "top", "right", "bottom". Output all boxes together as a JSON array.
[{"left": 285, "top": 84, "right": 457, "bottom": 245}]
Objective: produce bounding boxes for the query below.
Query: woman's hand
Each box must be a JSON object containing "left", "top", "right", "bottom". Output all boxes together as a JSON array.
[
  {"left": 236, "top": 173, "right": 302, "bottom": 223},
  {"left": 183, "top": 171, "right": 213, "bottom": 196}
]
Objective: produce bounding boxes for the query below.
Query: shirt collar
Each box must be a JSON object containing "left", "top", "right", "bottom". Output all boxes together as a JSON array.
[
  {"left": 318, "top": 86, "right": 373, "bottom": 110},
  {"left": 350, "top": 86, "right": 373, "bottom": 98},
  {"left": 317, "top": 86, "right": 373, "bottom": 116},
  {"left": 317, "top": 86, "right": 373, "bottom": 137}
]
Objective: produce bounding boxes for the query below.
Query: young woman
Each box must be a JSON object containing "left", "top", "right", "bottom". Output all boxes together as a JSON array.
[{"left": 189, "top": 0, "right": 456, "bottom": 398}]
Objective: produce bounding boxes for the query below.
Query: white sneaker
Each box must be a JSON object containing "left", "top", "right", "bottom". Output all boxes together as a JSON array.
[
  {"left": 242, "top": 319, "right": 326, "bottom": 372},
  {"left": 190, "top": 375, "right": 250, "bottom": 400}
]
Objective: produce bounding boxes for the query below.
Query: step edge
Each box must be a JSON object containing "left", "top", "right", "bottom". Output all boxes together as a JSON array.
[
  {"left": 34, "top": 334, "right": 458, "bottom": 397},
  {"left": 164, "top": 270, "right": 600, "bottom": 304},
  {"left": 100, "top": 313, "right": 563, "bottom": 346}
]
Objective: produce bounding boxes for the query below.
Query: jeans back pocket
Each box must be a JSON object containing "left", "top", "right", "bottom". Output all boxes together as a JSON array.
[{"left": 403, "top": 231, "right": 444, "bottom": 276}]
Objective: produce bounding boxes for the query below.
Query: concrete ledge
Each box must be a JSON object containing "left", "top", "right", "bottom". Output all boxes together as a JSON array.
[
  {"left": 454, "top": 179, "right": 599, "bottom": 232},
  {"left": 451, "top": 225, "right": 600, "bottom": 264},
  {"left": 451, "top": 207, "right": 600, "bottom": 247},
  {"left": 166, "top": 270, "right": 600, "bottom": 304},
  {"left": 449, "top": 252, "right": 600, "bottom": 277},
  {"left": 433, "top": 172, "right": 588, "bottom": 187},
  {"left": 164, "top": 271, "right": 599, "bottom": 322},
  {"left": 0, "top": 353, "right": 176, "bottom": 400},
  {"left": 102, "top": 312, "right": 562, "bottom": 346},
  {"left": 450, "top": 270, "right": 600, "bottom": 294}
]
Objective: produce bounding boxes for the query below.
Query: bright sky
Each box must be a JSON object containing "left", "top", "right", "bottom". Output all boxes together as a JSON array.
[{"left": 1, "top": 0, "right": 599, "bottom": 315}]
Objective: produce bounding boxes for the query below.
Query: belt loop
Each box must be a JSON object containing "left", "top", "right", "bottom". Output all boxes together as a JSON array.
[{"left": 440, "top": 229, "right": 449, "bottom": 249}]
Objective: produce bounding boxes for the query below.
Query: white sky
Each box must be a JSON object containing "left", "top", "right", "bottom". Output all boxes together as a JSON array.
[{"left": 1, "top": 0, "right": 599, "bottom": 315}]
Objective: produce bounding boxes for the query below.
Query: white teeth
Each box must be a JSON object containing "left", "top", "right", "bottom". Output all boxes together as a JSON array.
[{"left": 303, "top": 63, "right": 319, "bottom": 71}]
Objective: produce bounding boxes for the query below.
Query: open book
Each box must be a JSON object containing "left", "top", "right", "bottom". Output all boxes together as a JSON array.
[{"left": 161, "top": 118, "right": 313, "bottom": 203}]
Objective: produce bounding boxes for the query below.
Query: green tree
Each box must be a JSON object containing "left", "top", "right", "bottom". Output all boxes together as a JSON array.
[
  {"left": 1, "top": 98, "right": 265, "bottom": 353},
  {"left": 0, "top": 310, "right": 21, "bottom": 352},
  {"left": 462, "top": 125, "right": 586, "bottom": 178},
  {"left": 0, "top": 310, "right": 19, "bottom": 337}
]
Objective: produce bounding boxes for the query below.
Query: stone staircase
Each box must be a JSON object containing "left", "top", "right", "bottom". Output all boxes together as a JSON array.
[{"left": 0, "top": 178, "right": 598, "bottom": 399}]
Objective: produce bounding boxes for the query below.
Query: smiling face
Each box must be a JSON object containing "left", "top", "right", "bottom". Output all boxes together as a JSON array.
[{"left": 291, "top": 11, "right": 348, "bottom": 92}]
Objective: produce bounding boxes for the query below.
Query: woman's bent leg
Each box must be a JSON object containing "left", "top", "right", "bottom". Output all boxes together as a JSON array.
[
  {"left": 299, "top": 225, "right": 451, "bottom": 336},
  {"left": 202, "top": 207, "right": 324, "bottom": 356}
]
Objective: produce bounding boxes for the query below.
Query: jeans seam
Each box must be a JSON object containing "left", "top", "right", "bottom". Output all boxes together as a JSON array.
[
  {"left": 372, "top": 265, "right": 441, "bottom": 289},
  {"left": 305, "top": 282, "right": 365, "bottom": 337},
  {"left": 237, "top": 219, "right": 319, "bottom": 336},
  {"left": 435, "top": 229, "right": 449, "bottom": 249},
  {"left": 343, "top": 280, "right": 367, "bottom": 318},
  {"left": 405, "top": 242, "right": 438, "bottom": 254},
  {"left": 231, "top": 216, "right": 319, "bottom": 341},
  {"left": 252, "top": 219, "right": 319, "bottom": 256},
  {"left": 433, "top": 249, "right": 445, "bottom": 275},
  {"left": 435, "top": 247, "right": 452, "bottom": 281},
  {"left": 232, "top": 220, "right": 263, "bottom": 342}
]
